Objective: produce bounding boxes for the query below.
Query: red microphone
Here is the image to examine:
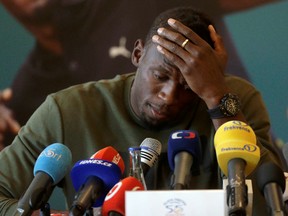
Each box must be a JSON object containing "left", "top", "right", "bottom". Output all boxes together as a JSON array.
[
  {"left": 102, "top": 176, "right": 144, "bottom": 216},
  {"left": 90, "top": 146, "right": 125, "bottom": 175}
]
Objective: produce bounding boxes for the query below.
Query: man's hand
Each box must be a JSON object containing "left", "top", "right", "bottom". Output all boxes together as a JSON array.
[
  {"left": 152, "top": 18, "right": 229, "bottom": 107},
  {"left": 0, "top": 88, "right": 21, "bottom": 150},
  {"left": 208, "top": 24, "right": 228, "bottom": 73}
]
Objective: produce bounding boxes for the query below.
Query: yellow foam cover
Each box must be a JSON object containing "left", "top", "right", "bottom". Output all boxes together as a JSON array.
[{"left": 214, "top": 121, "right": 260, "bottom": 176}]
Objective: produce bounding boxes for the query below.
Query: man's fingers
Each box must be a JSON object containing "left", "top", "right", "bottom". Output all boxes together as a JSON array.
[
  {"left": 208, "top": 25, "right": 224, "bottom": 51},
  {"left": 167, "top": 18, "right": 204, "bottom": 46},
  {"left": 208, "top": 25, "right": 227, "bottom": 72}
]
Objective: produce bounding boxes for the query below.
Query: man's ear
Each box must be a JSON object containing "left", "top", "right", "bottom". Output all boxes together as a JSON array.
[{"left": 131, "top": 39, "right": 145, "bottom": 67}]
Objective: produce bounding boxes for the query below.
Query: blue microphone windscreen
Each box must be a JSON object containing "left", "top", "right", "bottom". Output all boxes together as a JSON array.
[
  {"left": 70, "top": 159, "right": 122, "bottom": 207},
  {"left": 167, "top": 130, "right": 201, "bottom": 170},
  {"left": 33, "top": 143, "right": 72, "bottom": 184}
]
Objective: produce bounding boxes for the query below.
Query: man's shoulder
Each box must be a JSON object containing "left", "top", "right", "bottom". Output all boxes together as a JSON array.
[
  {"left": 97, "top": 73, "right": 136, "bottom": 85},
  {"left": 224, "top": 74, "right": 256, "bottom": 90},
  {"left": 49, "top": 72, "right": 135, "bottom": 101}
]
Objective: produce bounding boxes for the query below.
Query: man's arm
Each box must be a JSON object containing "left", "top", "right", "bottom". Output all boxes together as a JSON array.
[
  {"left": 0, "top": 95, "right": 67, "bottom": 215},
  {"left": 152, "top": 17, "right": 282, "bottom": 163},
  {"left": 1, "top": 0, "right": 62, "bottom": 54}
]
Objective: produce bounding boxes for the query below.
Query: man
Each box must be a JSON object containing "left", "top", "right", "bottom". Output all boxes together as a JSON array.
[
  {"left": 0, "top": 7, "right": 281, "bottom": 215},
  {"left": 0, "top": 0, "right": 280, "bottom": 149}
]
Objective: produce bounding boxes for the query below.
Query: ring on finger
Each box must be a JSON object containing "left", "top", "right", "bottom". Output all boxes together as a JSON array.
[{"left": 181, "top": 39, "right": 189, "bottom": 48}]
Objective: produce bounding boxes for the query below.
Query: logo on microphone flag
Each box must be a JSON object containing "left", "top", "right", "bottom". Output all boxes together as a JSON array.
[{"left": 171, "top": 131, "right": 196, "bottom": 139}]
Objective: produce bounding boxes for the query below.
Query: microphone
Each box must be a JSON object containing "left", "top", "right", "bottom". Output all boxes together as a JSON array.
[
  {"left": 256, "top": 162, "right": 286, "bottom": 216},
  {"left": 167, "top": 130, "right": 201, "bottom": 190},
  {"left": 69, "top": 146, "right": 125, "bottom": 216},
  {"left": 140, "top": 138, "right": 162, "bottom": 176},
  {"left": 90, "top": 146, "right": 125, "bottom": 174},
  {"left": 214, "top": 120, "right": 260, "bottom": 216},
  {"left": 16, "top": 143, "right": 72, "bottom": 216},
  {"left": 102, "top": 176, "right": 145, "bottom": 216}
]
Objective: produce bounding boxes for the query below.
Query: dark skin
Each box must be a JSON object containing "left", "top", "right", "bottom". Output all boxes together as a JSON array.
[
  {"left": 130, "top": 40, "right": 198, "bottom": 129},
  {"left": 131, "top": 19, "right": 245, "bottom": 130}
]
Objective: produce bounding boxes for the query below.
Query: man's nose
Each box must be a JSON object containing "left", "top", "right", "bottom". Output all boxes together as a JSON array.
[{"left": 157, "top": 83, "right": 178, "bottom": 104}]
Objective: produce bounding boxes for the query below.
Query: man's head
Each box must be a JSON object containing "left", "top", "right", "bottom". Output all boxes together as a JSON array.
[
  {"left": 130, "top": 7, "right": 214, "bottom": 129},
  {"left": 145, "top": 7, "right": 214, "bottom": 48}
]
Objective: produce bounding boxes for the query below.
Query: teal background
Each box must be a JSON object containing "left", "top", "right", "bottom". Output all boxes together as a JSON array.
[
  {"left": 0, "top": 5, "right": 33, "bottom": 87},
  {"left": 0, "top": 1, "right": 288, "bottom": 210}
]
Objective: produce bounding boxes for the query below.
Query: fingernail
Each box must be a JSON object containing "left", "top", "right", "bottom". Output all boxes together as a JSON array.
[
  {"left": 168, "top": 18, "right": 176, "bottom": 25},
  {"left": 209, "top": 25, "right": 216, "bottom": 33},
  {"left": 156, "top": 45, "right": 164, "bottom": 54},
  {"left": 157, "top": 28, "right": 164, "bottom": 34},
  {"left": 152, "top": 35, "right": 159, "bottom": 42}
]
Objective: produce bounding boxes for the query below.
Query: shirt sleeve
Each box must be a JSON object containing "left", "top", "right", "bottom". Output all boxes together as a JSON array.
[{"left": 0, "top": 95, "right": 64, "bottom": 215}]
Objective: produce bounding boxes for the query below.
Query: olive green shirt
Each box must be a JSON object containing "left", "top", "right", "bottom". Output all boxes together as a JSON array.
[{"left": 0, "top": 73, "right": 280, "bottom": 215}]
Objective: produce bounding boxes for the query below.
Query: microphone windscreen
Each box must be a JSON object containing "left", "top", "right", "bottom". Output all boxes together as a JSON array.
[
  {"left": 33, "top": 143, "right": 72, "bottom": 184},
  {"left": 140, "top": 138, "right": 162, "bottom": 167},
  {"left": 214, "top": 121, "right": 256, "bottom": 148},
  {"left": 214, "top": 120, "right": 260, "bottom": 176},
  {"left": 256, "top": 162, "right": 286, "bottom": 194},
  {"left": 102, "top": 177, "right": 144, "bottom": 216},
  {"left": 167, "top": 130, "right": 201, "bottom": 171},
  {"left": 71, "top": 146, "right": 124, "bottom": 207},
  {"left": 90, "top": 146, "right": 125, "bottom": 174}
]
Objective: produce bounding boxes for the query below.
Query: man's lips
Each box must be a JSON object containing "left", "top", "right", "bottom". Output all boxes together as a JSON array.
[{"left": 149, "top": 104, "right": 169, "bottom": 119}]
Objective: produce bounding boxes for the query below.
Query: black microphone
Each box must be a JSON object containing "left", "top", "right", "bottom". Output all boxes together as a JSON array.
[
  {"left": 256, "top": 162, "right": 287, "bottom": 216},
  {"left": 167, "top": 130, "right": 201, "bottom": 190},
  {"left": 16, "top": 143, "right": 72, "bottom": 216},
  {"left": 140, "top": 138, "right": 162, "bottom": 176}
]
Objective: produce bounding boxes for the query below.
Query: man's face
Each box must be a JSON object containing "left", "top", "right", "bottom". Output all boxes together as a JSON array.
[{"left": 130, "top": 42, "right": 197, "bottom": 129}]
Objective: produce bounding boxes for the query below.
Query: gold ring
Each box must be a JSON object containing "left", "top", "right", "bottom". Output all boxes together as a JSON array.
[{"left": 181, "top": 39, "right": 189, "bottom": 48}]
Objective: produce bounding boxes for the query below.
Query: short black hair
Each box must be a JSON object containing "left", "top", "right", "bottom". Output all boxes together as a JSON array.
[{"left": 145, "top": 7, "right": 215, "bottom": 48}]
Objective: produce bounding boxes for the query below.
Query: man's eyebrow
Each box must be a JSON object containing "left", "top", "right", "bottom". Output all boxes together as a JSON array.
[{"left": 162, "top": 58, "right": 180, "bottom": 77}]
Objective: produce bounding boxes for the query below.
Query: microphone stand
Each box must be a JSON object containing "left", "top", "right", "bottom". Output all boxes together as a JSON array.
[
  {"left": 40, "top": 203, "right": 50, "bottom": 216},
  {"left": 264, "top": 183, "right": 286, "bottom": 216}
]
